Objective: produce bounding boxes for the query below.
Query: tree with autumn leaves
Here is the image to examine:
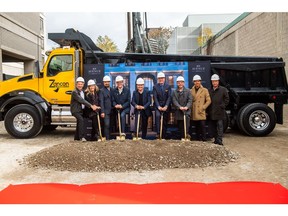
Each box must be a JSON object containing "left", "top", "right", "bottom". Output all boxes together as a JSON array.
[
  {"left": 96, "top": 27, "right": 174, "bottom": 54},
  {"left": 96, "top": 35, "right": 119, "bottom": 52},
  {"left": 197, "top": 27, "right": 213, "bottom": 47}
]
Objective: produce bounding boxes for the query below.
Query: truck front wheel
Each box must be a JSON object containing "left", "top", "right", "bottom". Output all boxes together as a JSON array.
[
  {"left": 237, "top": 103, "right": 276, "bottom": 136},
  {"left": 4, "top": 104, "right": 43, "bottom": 138}
]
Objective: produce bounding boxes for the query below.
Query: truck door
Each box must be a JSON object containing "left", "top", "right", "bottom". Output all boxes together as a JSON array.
[{"left": 43, "top": 54, "right": 75, "bottom": 105}]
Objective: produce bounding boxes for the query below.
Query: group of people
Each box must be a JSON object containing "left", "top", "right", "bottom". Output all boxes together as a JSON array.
[{"left": 70, "top": 72, "right": 229, "bottom": 145}]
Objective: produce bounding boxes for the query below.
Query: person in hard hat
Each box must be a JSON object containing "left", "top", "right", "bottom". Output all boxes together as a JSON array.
[
  {"left": 190, "top": 75, "right": 211, "bottom": 142},
  {"left": 172, "top": 76, "right": 192, "bottom": 140},
  {"left": 153, "top": 72, "right": 172, "bottom": 139},
  {"left": 70, "top": 77, "right": 97, "bottom": 142},
  {"left": 111, "top": 75, "right": 131, "bottom": 136},
  {"left": 208, "top": 74, "right": 229, "bottom": 145},
  {"left": 84, "top": 79, "right": 101, "bottom": 141},
  {"left": 99, "top": 75, "right": 112, "bottom": 140},
  {"left": 131, "top": 78, "right": 152, "bottom": 139}
]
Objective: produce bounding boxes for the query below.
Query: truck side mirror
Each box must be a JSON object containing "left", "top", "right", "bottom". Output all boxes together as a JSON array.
[{"left": 34, "top": 61, "right": 42, "bottom": 78}]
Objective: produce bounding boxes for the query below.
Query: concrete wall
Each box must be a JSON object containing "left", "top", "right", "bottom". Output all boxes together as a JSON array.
[
  {"left": 0, "top": 12, "right": 45, "bottom": 81},
  {"left": 201, "top": 13, "right": 288, "bottom": 77}
]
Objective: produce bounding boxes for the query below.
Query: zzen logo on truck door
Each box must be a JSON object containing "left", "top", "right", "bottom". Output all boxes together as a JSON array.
[{"left": 49, "top": 79, "right": 70, "bottom": 92}]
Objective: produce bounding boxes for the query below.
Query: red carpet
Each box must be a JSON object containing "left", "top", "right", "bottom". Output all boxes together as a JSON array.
[{"left": 0, "top": 182, "right": 287, "bottom": 204}]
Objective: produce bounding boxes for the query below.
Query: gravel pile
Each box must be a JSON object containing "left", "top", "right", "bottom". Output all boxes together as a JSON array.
[{"left": 22, "top": 140, "right": 239, "bottom": 172}]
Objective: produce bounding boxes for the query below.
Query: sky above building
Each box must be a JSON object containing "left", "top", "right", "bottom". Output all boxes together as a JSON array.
[
  {"left": 2, "top": 0, "right": 283, "bottom": 53},
  {"left": 45, "top": 12, "right": 241, "bottom": 52}
]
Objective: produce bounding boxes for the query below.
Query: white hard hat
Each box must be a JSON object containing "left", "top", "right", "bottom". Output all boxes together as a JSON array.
[
  {"left": 115, "top": 75, "right": 124, "bottom": 82},
  {"left": 176, "top": 76, "right": 185, "bottom": 82},
  {"left": 87, "top": 79, "right": 96, "bottom": 86},
  {"left": 76, "top": 77, "right": 85, "bottom": 83},
  {"left": 103, "top": 75, "right": 111, "bottom": 82},
  {"left": 193, "top": 75, "right": 202, "bottom": 81},
  {"left": 211, "top": 74, "right": 220, "bottom": 81},
  {"left": 157, "top": 72, "right": 165, "bottom": 78},
  {"left": 136, "top": 78, "right": 144, "bottom": 85}
]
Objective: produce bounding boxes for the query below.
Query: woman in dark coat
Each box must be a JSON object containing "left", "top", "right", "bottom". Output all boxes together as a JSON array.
[{"left": 85, "top": 79, "right": 101, "bottom": 141}]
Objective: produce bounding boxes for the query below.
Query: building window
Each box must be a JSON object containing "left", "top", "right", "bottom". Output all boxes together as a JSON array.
[{"left": 40, "top": 17, "right": 44, "bottom": 34}]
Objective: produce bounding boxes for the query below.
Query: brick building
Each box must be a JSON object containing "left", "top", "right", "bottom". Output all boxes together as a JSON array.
[
  {"left": 0, "top": 12, "right": 45, "bottom": 81},
  {"left": 197, "top": 12, "right": 288, "bottom": 77}
]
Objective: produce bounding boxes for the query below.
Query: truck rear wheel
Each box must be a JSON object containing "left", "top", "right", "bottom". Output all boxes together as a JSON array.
[
  {"left": 237, "top": 103, "right": 276, "bottom": 136},
  {"left": 4, "top": 104, "right": 43, "bottom": 138},
  {"left": 223, "top": 111, "right": 229, "bottom": 133}
]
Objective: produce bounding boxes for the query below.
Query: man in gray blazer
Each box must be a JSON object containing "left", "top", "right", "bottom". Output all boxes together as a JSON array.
[
  {"left": 172, "top": 76, "right": 192, "bottom": 140},
  {"left": 70, "top": 77, "right": 97, "bottom": 141}
]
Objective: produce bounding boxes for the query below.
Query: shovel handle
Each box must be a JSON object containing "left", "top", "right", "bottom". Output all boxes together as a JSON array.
[
  {"left": 136, "top": 112, "right": 141, "bottom": 139},
  {"left": 96, "top": 112, "right": 103, "bottom": 139},
  {"left": 183, "top": 111, "right": 187, "bottom": 139},
  {"left": 160, "top": 111, "right": 164, "bottom": 140},
  {"left": 117, "top": 109, "right": 122, "bottom": 135}
]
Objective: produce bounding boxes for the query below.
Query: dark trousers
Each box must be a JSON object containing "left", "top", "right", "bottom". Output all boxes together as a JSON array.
[
  {"left": 155, "top": 109, "right": 169, "bottom": 138},
  {"left": 211, "top": 119, "right": 224, "bottom": 143},
  {"left": 177, "top": 115, "right": 190, "bottom": 139},
  {"left": 134, "top": 111, "right": 148, "bottom": 139},
  {"left": 194, "top": 120, "right": 207, "bottom": 141},
  {"left": 72, "top": 112, "right": 84, "bottom": 140},
  {"left": 102, "top": 114, "right": 111, "bottom": 140},
  {"left": 89, "top": 114, "right": 99, "bottom": 140}
]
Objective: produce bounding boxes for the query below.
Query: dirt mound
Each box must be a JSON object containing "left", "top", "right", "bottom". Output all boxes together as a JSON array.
[{"left": 22, "top": 140, "right": 239, "bottom": 172}]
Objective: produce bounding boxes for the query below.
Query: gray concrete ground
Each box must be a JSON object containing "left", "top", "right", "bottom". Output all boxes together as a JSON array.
[{"left": 0, "top": 105, "right": 287, "bottom": 191}]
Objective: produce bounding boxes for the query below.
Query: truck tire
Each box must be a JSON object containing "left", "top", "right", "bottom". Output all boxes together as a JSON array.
[
  {"left": 4, "top": 104, "right": 43, "bottom": 138},
  {"left": 223, "top": 111, "right": 229, "bottom": 133},
  {"left": 237, "top": 103, "right": 276, "bottom": 136},
  {"left": 236, "top": 105, "right": 250, "bottom": 135}
]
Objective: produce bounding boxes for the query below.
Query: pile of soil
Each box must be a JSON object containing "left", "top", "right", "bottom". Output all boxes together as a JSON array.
[{"left": 22, "top": 140, "right": 239, "bottom": 172}]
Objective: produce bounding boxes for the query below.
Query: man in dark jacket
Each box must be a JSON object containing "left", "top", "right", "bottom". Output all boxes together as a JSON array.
[
  {"left": 99, "top": 75, "right": 112, "bottom": 140},
  {"left": 172, "top": 76, "right": 192, "bottom": 140},
  {"left": 153, "top": 72, "right": 172, "bottom": 139},
  {"left": 70, "top": 77, "right": 97, "bottom": 142},
  {"left": 111, "top": 75, "right": 131, "bottom": 136},
  {"left": 208, "top": 74, "right": 229, "bottom": 145},
  {"left": 131, "top": 78, "right": 152, "bottom": 139}
]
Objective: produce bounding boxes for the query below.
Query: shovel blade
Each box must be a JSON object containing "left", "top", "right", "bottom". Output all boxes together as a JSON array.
[
  {"left": 98, "top": 137, "right": 106, "bottom": 142},
  {"left": 181, "top": 138, "right": 190, "bottom": 142}
]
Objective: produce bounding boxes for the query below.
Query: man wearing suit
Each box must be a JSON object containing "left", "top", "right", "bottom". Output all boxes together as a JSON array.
[
  {"left": 131, "top": 78, "right": 152, "bottom": 139},
  {"left": 99, "top": 75, "right": 112, "bottom": 140},
  {"left": 111, "top": 75, "right": 131, "bottom": 136},
  {"left": 153, "top": 72, "right": 172, "bottom": 139},
  {"left": 70, "top": 77, "right": 97, "bottom": 142}
]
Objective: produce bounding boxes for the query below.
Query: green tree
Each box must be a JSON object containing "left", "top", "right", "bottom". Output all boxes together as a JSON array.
[
  {"left": 96, "top": 35, "right": 119, "bottom": 52},
  {"left": 148, "top": 27, "right": 174, "bottom": 54}
]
